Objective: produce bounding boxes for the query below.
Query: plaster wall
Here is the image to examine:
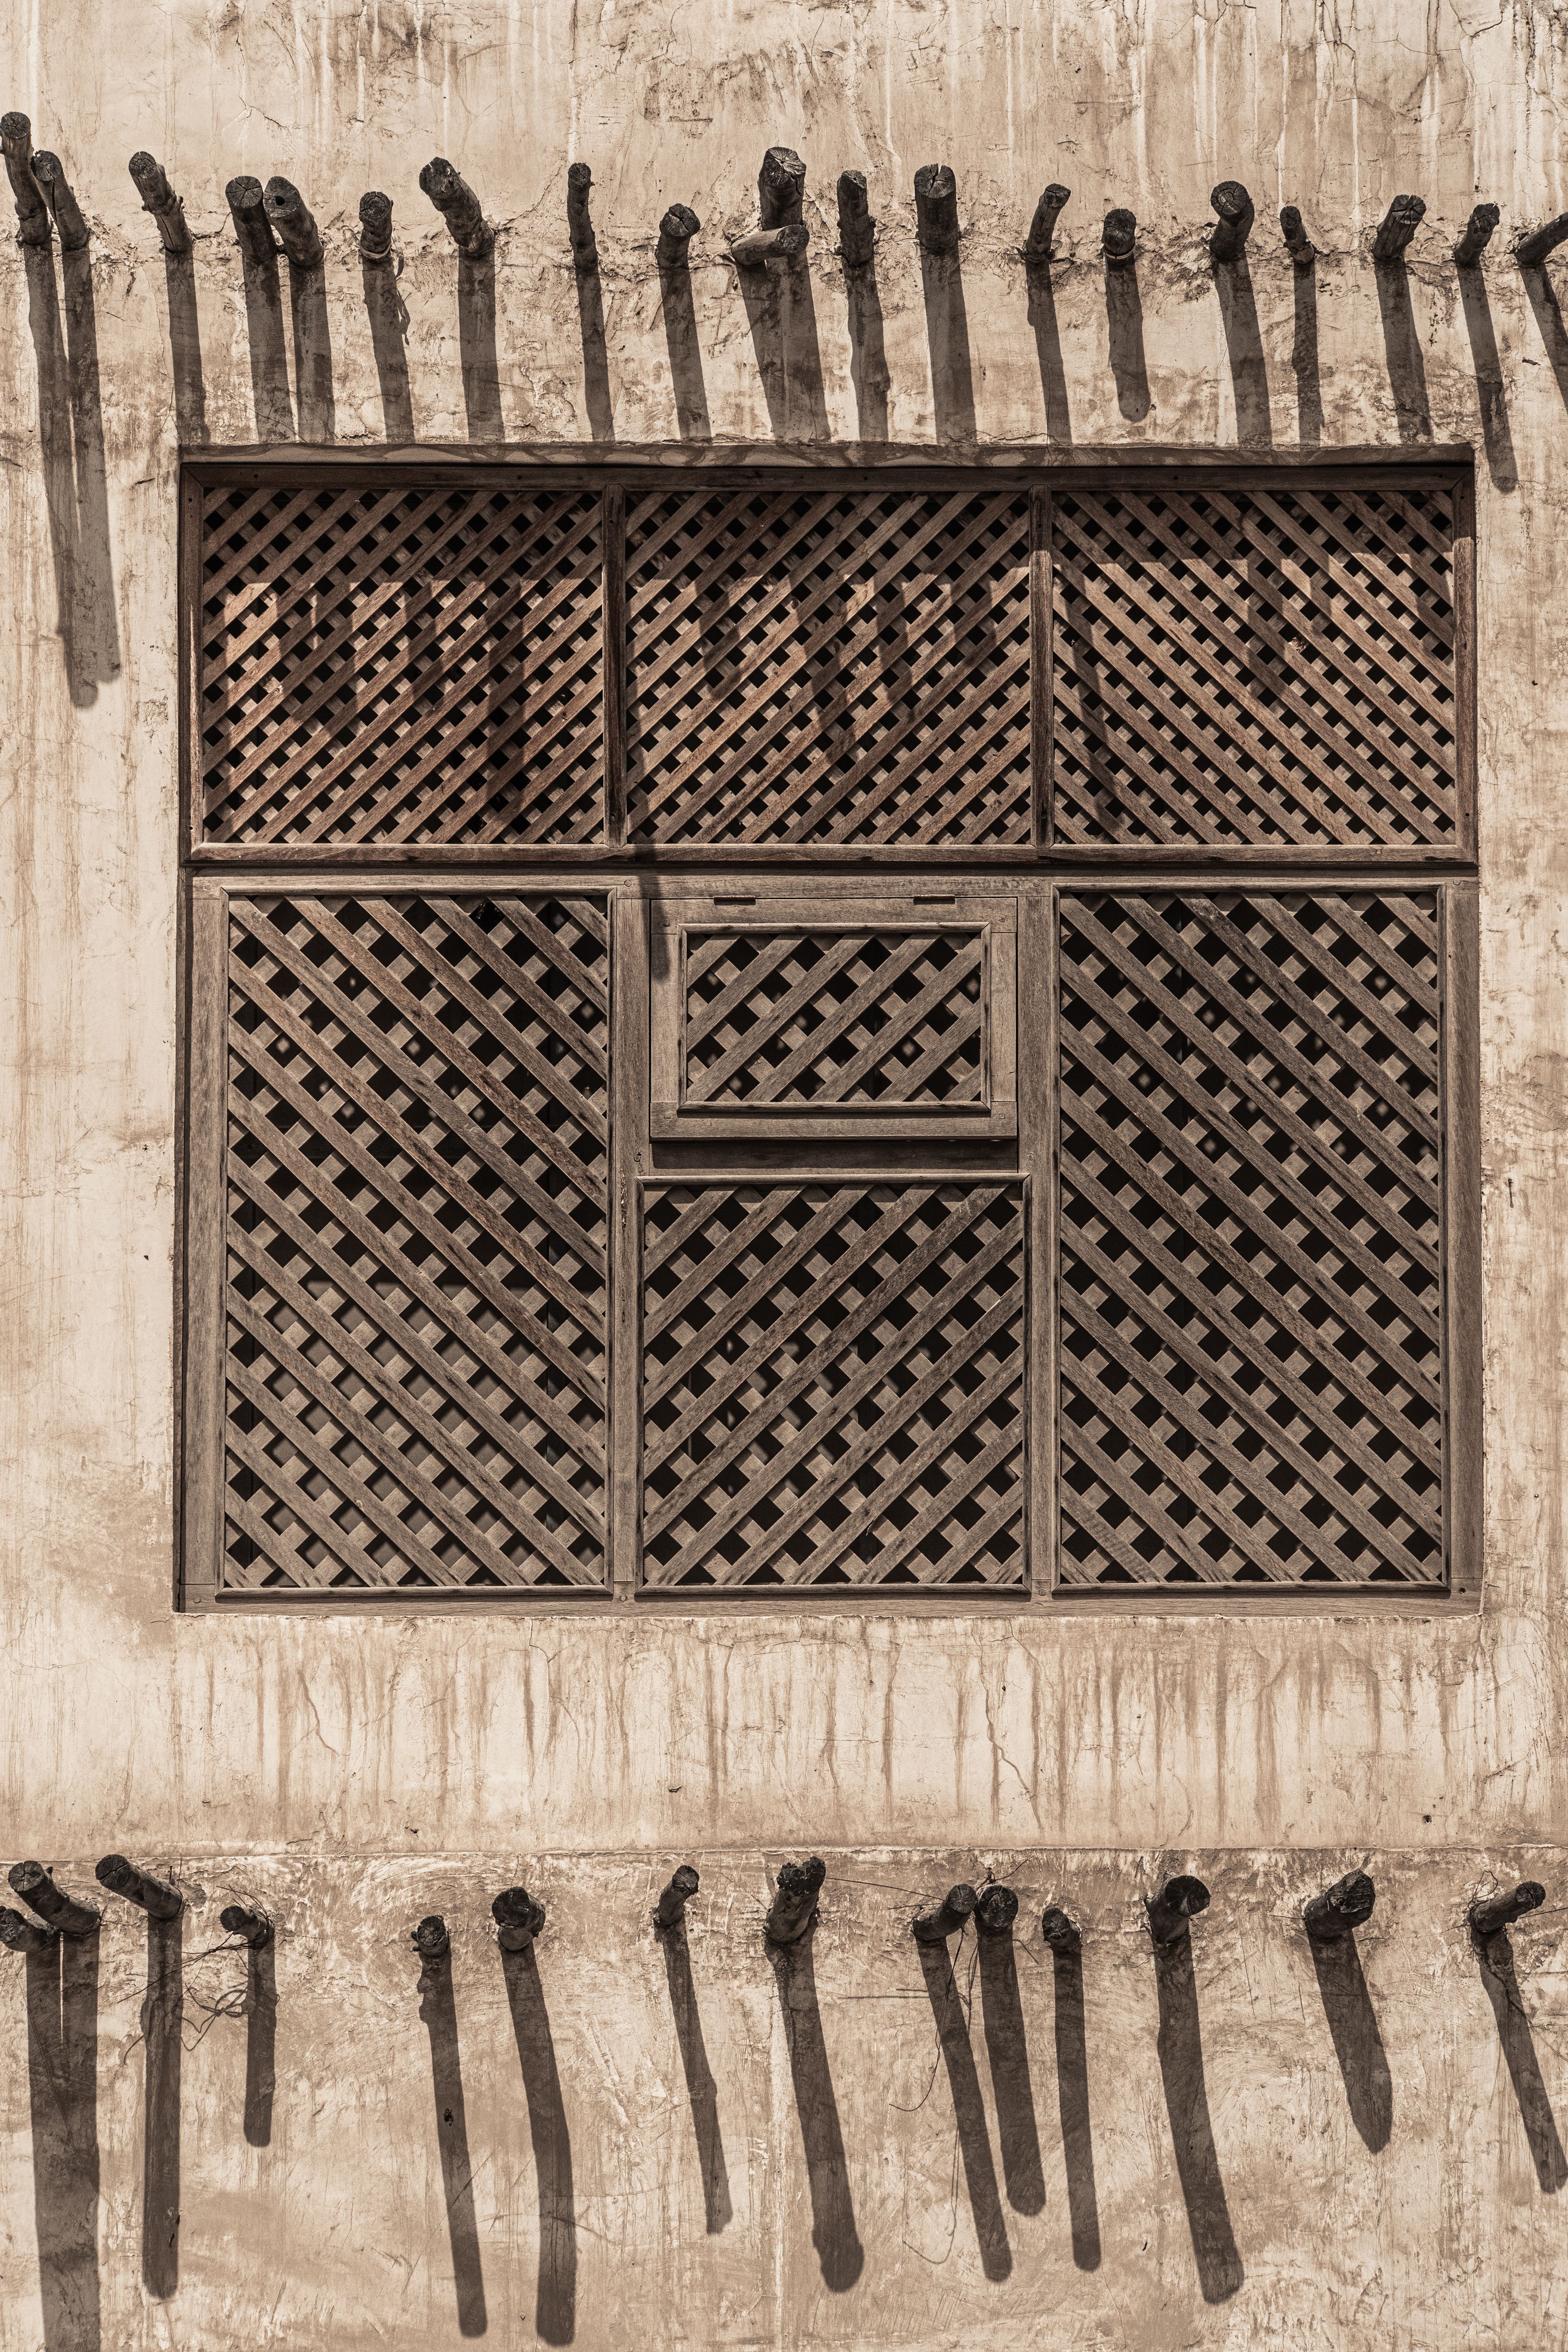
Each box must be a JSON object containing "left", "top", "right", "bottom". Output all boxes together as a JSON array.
[{"left": 2, "top": 0, "right": 1568, "bottom": 2344}]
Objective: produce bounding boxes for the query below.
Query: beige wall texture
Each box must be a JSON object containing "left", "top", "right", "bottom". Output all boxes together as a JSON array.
[{"left": 3, "top": 0, "right": 1568, "bottom": 2345}]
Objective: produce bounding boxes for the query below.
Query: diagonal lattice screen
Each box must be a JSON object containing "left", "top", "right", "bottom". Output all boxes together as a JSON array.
[
  {"left": 624, "top": 488, "right": 1033, "bottom": 844},
  {"left": 198, "top": 483, "right": 604, "bottom": 845},
  {"left": 1052, "top": 483, "right": 1457, "bottom": 846},
  {"left": 1057, "top": 890, "right": 1444, "bottom": 1587},
  {"left": 641, "top": 1181, "right": 1026, "bottom": 1588},
  {"left": 683, "top": 927, "right": 986, "bottom": 1107},
  {"left": 221, "top": 893, "right": 609, "bottom": 1592}
]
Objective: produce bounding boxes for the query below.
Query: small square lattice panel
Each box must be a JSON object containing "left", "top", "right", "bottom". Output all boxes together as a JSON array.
[
  {"left": 625, "top": 489, "right": 1033, "bottom": 844},
  {"left": 1057, "top": 890, "right": 1445, "bottom": 1587},
  {"left": 221, "top": 893, "right": 609, "bottom": 1592},
  {"left": 641, "top": 1182, "right": 1027, "bottom": 1588},
  {"left": 199, "top": 483, "right": 604, "bottom": 844},
  {"left": 683, "top": 927, "right": 986, "bottom": 1108},
  {"left": 1051, "top": 483, "right": 1458, "bottom": 846}
]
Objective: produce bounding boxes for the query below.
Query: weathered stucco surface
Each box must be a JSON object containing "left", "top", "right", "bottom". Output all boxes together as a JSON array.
[{"left": 4, "top": 0, "right": 1568, "bottom": 2344}]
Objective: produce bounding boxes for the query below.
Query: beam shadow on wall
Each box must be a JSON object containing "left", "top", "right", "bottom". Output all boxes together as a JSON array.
[
  {"left": 162, "top": 249, "right": 207, "bottom": 445},
  {"left": 736, "top": 252, "right": 830, "bottom": 441},
  {"left": 235, "top": 236, "right": 295, "bottom": 443},
  {"left": 417, "top": 1941, "right": 488, "bottom": 2338},
  {"left": 575, "top": 268, "right": 615, "bottom": 442},
  {"left": 657, "top": 261, "right": 711, "bottom": 441},
  {"left": 1373, "top": 258, "right": 1433, "bottom": 443},
  {"left": 1104, "top": 259, "right": 1151, "bottom": 424},
  {"left": 1026, "top": 256, "right": 1071, "bottom": 444},
  {"left": 1457, "top": 266, "right": 1516, "bottom": 491},
  {"left": 242, "top": 1937, "right": 277, "bottom": 2147},
  {"left": 23, "top": 240, "right": 121, "bottom": 709},
  {"left": 1213, "top": 256, "right": 1272, "bottom": 445},
  {"left": 845, "top": 261, "right": 891, "bottom": 441},
  {"left": 919, "top": 246, "right": 977, "bottom": 444},
  {"left": 659, "top": 1919, "right": 732, "bottom": 2231},
  {"left": 767, "top": 1933, "right": 865, "bottom": 2291},
  {"left": 1048, "top": 1933, "right": 1102, "bottom": 2269},
  {"left": 1474, "top": 1925, "right": 1568, "bottom": 2192},
  {"left": 288, "top": 266, "right": 336, "bottom": 443},
  {"left": 362, "top": 257, "right": 415, "bottom": 441},
  {"left": 1289, "top": 261, "right": 1324, "bottom": 448},
  {"left": 25, "top": 1932, "right": 101, "bottom": 2352},
  {"left": 141, "top": 1913, "right": 183, "bottom": 2300},
  {"left": 1153, "top": 1935, "right": 1244, "bottom": 2304},
  {"left": 1309, "top": 1931, "right": 1392, "bottom": 2151},
  {"left": 1518, "top": 265, "right": 1568, "bottom": 429},
  {"left": 913, "top": 1940, "right": 1011, "bottom": 2279},
  {"left": 501, "top": 1944, "right": 578, "bottom": 2345},
  {"left": 458, "top": 252, "right": 504, "bottom": 442},
  {"left": 976, "top": 1922, "right": 1045, "bottom": 2215}
]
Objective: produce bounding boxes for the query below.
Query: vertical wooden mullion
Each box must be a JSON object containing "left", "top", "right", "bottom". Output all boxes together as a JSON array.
[
  {"left": 607, "top": 884, "right": 649, "bottom": 1597},
  {"left": 1017, "top": 878, "right": 1055, "bottom": 1596},
  {"left": 1030, "top": 488, "right": 1053, "bottom": 851},
  {"left": 603, "top": 486, "right": 627, "bottom": 845},
  {"left": 1440, "top": 878, "right": 1483, "bottom": 1597},
  {"left": 181, "top": 473, "right": 205, "bottom": 860},
  {"left": 1451, "top": 471, "right": 1477, "bottom": 861},
  {"left": 180, "top": 884, "right": 230, "bottom": 1609}
]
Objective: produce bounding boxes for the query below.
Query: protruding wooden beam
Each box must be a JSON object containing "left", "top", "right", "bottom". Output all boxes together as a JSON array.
[
  {"left": 358, "top": 191, "right": 393, "bottom": 264},
  {"left": 410, "top": 1914, "right": 450, "bottom": 1960},
  {"left": 129, "top": 151, "right": 189, "bottom": 253},
  {"left": 1454, "top": 202, "right": 1499, "bottom": 267},
  {"left": 8, "top": 1862, "right": 100, "bottom": 1938},
  {"left": 728, "top": 222, "right": 808, "bottom": 267},
  {"left": 653, "top": 1866, "right": 700, "bottom": 1930},
  {"left": 759, "top": 146, "right": 806, "bottom": 230},
  {"left": 1145, "top": 1873, "right": 1210, "bottom": 1947},
  {"left": 914, "top": 163, "right": 959, "bottom": 255},
  {"left": 220, "top": 1904, "right": 273, "bottom": 1950},
  {"left": 419, "top": 156, "right": 494, "bottom": 261},
  {"left": 0, "top": 1907, "right": 56, "bottom": 1955},
  {"left": 656, "top": 203, "right": 700, "bottom": 268},
  {"left": 764, "top": 1855, "right": 825, "bottom": 1944},
  {"left": 837, "top": 171, "right": 876, "bottom": 270},
  {"left": 0, "top": 113, "right": 51, "bottom": 247},
  {"left": 1470, "top": 1880, "right": 1546, "bottom": 1939},
  {"left": 567, "top": 162, "right": 598, "bottom": 272},
  {"left": 95, "top": 1855, "right": 183, "bottom": 1921},
  {"left": 912, "top": 1884, "right": 978, "bottom": 1943},
  {"left": 1025, "top": 183, "right": 1070, "bottom": 263},
  {"left": 1209, "top": 180, "right": 1254, "bottom": 265},
  {"left": 1303, "top": 1870, "right": 1376, "bottom": 1942},
  {"left": 1102, "top": 207, "right": 1137, "bottom": 268},
  {"left": 976, "top": 1884, "right": 1019, "bottom": 1934},
  {"left": 225, "top": 175, "right": 276, "bottom": 268},
  {"left": 1373, "top": 194, "right": 1426, "bottom": 261},
  {"left": 1040, "top": 1905, "right": 1081, "bottom": 1953},
  {"left": 492, "top": 1885, "right": 547, "bottom": 1953},
  {"left": 33, "top": 153, "right": 89, "bottom": 251},
  {"left": 263, "top": 176, "right": 322, "bottom": 269},
  {"left": 1280, "top": 204, "right": 1315, "bottom": 267},
  {"left": 1514, "top": 213, "right": 1568, "bottom": 269}
]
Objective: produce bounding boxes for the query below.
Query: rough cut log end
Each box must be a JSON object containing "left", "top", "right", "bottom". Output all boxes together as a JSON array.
[
  {"left": 1303, "top": 1869, "right": 1376, "bottom": 1940},
  {"left": 912, "top": 1882, "right": 978, "bottom": 1942},
  {"left": 1146, "top": 1873, "right": 1211, "bottom": 1944},
  {"left": 1209, "top": 179, "right": 1254, "bottom": 263},
  {"left": 492, "top": 1885, "right": 548, "bottom": 1949},
  {"left": 0, "top": 1907, "right": 57, "bottom": 1955},
  {"left": 1373, "top": 193, "right": 1426, "bottom": 261},
  {"left": 1513, "top": 211, "right": 1568, "bottom": 269},
  {"left": 759, "top": 145, "right": 807, "bottom": 229},
  {"left": 226, "top": 175, "right": 276, "bottom": 267},
  {"left": 220, "top": 1904, "right": 273, "bottom": 1949},
  {"left": 728, "top": 221, "right": 809, "bottom": 267},
  {"left": 836, "top": 170, "right": 876, "bottom": 269},
  {"left": 359, "top": 190, "right": 394, "bottom": 262},
  {"left": 1454, "top": 201, "right": 1500, "bottom": 266},
  {"left": 656, "top": 203, "right": 700, "bottom": 265},
  {"left": 567, "top": 163, "right": 598, "bottom": 269},
  {"left": 765, "top": 1854, "right": 826, "bottom": 1943},
  {"left": 1102, "top": 206, "right": 1137, "bottom": 265},
  {"left": 976, "top": 1883, "right": 1019, "bottom": 1935},
  {"left": 1471, "top": 1879, "right": 1547, "bottom": 1938},
  {"left": 129, "top": 150, "right": 190, "bottom": 251},
  {"left": 914, "top": 162, "right": 959, "bottom": 255},
  {"left": 420, "top": 155, "right": 494, "bottom": 260},
  {"left": 263, "top": 175, "right": 323, "bottom": 269},
  {"left": 1025, "top": 182, "right": 1071, "bottom": 260},
  {"left": 654, "top": 1864, "right": 701, "bottom": 1927},
  {"left": 9, "top": 1860, "right": 100, "bottom": 1936},
  {"left": 1040, "top": 1905, "right": 1081, "bottom": 1953},
  {"left": 32, "top": 152, "right": 90, "bottom": 252},
  {"left": 411, "top": 1914, "right": 450, "bottom": 1960},
  {"left": 95, "top": 1854, "right": 183, "bottom": 1919},
  {"left": 1280, "top": 204, "right": 1315, "bottom": 265},
  {"left": 1, "top": 110, "right": 51, "bottom": 246}
]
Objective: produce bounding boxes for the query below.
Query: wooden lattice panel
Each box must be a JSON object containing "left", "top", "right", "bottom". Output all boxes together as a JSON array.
[
  {"left": 1057, "top": 890, "right": 1445, "bottom": 1587},
  {"left": 1051, "top": 484, "right": 1458, "bottom": 846},
  {"left": 199, "top": 484, "right": 604, "bottom": 844},
  {"left": 624, "top": 489, "right": 1033, "bottom": 844},
  {"left": 642, "top": 1182, "right": 1027, "bottom": 1588},
  {"left": 221, "top": 893, "right": 609, "bottom": 1592},
  {"left": 683, "top": 926, "right": 985, "bottom": 1107}
]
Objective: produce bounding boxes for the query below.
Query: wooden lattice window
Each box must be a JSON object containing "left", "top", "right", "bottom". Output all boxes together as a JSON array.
[{"left": 181, "top": 456, "right": 1479, "bottom": 1610}]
